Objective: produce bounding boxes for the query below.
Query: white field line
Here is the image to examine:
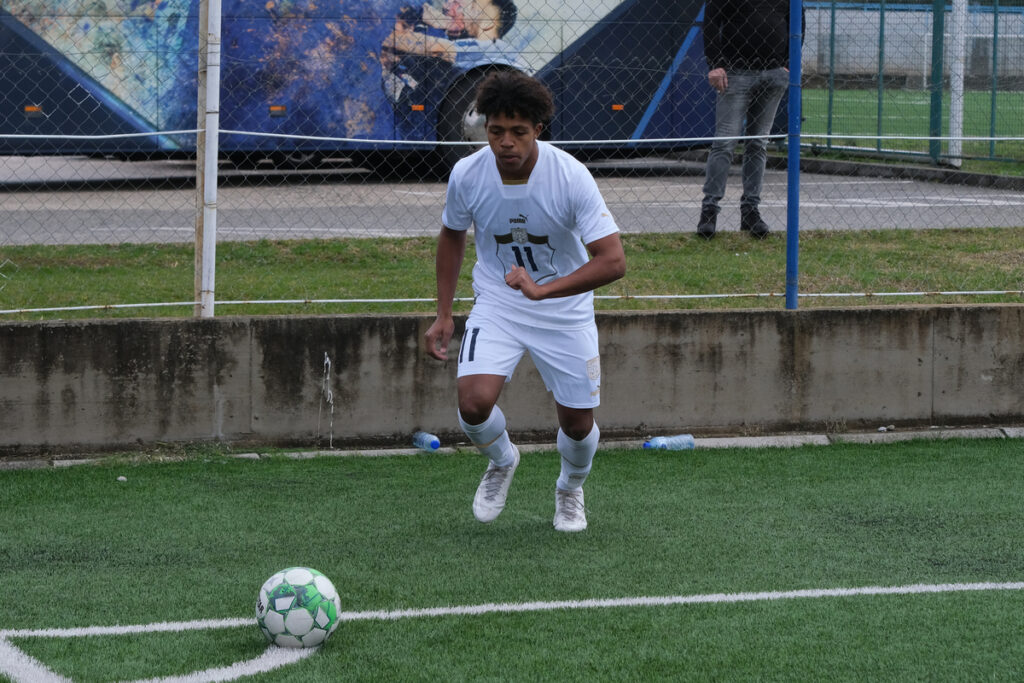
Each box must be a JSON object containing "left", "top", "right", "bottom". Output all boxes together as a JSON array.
[
  {"left": 0, "top": 638, "right": 71, "bottom": 683},
  {"left": 337, "top": 581, "right": 1024, "bottom": 621},
  {"left": 0, "top": 634, "right": 313, "bottom": 683},
  {"left": 0, "top": 617, "right": 252, "bottom": 639},
  {"left": 124, "top": 647, "right": 315, "bottom": 683},
  {"left": 3, "top": 581, "right": 1023, "bottom": 640},
  {"left": 3, "top": 582, "right": 1023, "bottom": 683}
]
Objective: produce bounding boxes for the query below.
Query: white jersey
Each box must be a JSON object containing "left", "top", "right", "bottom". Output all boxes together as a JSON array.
[{"left": 442, "top": 140, "right": 619, "bottom": 329}]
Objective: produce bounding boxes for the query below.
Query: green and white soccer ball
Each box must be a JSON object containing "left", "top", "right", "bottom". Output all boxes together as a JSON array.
[{"left": 256, "top": 567, "right": 341, "bottom": 648}]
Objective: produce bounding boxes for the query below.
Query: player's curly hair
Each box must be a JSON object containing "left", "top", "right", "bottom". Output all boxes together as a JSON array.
[{"left": 474, "top": 71, "right": 554, "bottom": 126}]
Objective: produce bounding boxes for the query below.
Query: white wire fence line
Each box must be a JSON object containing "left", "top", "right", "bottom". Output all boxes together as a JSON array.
[
  {"left": 4, "top": 290, "right": 1023, "bottom": 317},
  {"left": 5, "top": 131, "right": 1022, "bottom": 145},
  {"left": 1, "top": 130, "right": 203, "bottom": 141}
]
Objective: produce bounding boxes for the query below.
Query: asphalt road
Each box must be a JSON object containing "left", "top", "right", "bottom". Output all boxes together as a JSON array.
[{"left": 2, "top": 156, "right": 1022, "bottom": 246}]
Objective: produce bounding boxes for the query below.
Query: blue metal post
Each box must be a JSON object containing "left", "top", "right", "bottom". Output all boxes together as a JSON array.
[
  {"left": 990, "top": 0, "right": 1000, "bottom": 159},
  {"left": 876, "top": 0, "right": 887, "bottom": 153},
  {"left": 826, "top": 0, "right": 836, "bottom": 150},
  {"left": 785, "top": 0, "right": 803, "bottom": 310},
  {"left": 929, "top": 0, "right": 946, "bottom": 163}
]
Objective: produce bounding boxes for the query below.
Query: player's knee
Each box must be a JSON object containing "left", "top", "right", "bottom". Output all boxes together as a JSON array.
[
  {"left": 457, "top": 375, "right": 503, "bottom": 426},
  {"left": 559, "top": 414, "right": 594, "bottom": 441},
  {"left": 457, "top": 398, "right": 493, "bottom": 426},
  {"left": 562, "top": 426, "right": 590, "bottom": 441}
]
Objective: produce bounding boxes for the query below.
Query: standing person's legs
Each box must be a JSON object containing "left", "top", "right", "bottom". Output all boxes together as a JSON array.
[
  {"left": 699, "top": 71, "right": 756, "bottom": 237},
  {"left": 739, "top": 68, "right": 788, "bottom": 219},
  {"left": 702, "top": 71, "right": 756, "bottom": 212}
]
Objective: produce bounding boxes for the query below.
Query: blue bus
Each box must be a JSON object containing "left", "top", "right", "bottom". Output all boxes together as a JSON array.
[{"left": 0, "top": 0, "right": 714, "bottom": 167}]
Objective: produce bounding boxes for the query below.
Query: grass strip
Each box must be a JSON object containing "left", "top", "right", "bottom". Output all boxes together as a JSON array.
[{"left": 1, "top": 228, "right": 1022, "bottom": 320}]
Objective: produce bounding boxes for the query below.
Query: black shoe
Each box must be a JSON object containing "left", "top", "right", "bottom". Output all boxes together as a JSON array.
[
  {"left": 697, "top": 208, "right": 718, "bottom": 239},
  {"left": 741, "top": 208, "right": 770, "bottom": 239}
]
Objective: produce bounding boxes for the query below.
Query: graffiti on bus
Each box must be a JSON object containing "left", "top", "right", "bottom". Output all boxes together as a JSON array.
[{"left": 0, "top": 0, "right": 712, "bottom": 158}]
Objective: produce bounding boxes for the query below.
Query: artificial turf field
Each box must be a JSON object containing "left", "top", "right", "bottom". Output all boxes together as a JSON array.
[{"left": 2, "top": 437, "right": 1024, "bottom": 681}]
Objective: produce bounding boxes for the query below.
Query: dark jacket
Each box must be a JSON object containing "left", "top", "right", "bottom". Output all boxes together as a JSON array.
[{"left": 702, "top": 0, "right": 802, "bottom": 71}]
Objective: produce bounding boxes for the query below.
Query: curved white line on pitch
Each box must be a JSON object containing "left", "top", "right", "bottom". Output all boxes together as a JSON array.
[
  {"left": 0, "top": 636, "right": 312, "bottom": 683},
  {"left": 0, "top": 637, "right": 72, "bottom": 683},
  {"left": 123, "top": 647, "right": 316, "bottom": 683}
]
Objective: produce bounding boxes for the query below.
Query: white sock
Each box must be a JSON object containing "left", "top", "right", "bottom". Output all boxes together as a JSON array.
[
  {"left": 556, "top": 423, "right": 599, "bottom": 491},
  {"left": 458, "top": 405, "right": 515, "bottom": 467}
]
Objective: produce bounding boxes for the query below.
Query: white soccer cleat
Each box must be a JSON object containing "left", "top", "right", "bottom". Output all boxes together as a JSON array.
[
  {"left": 553, "top": 488, "right": 587, "bottom": 532},
  {"left": 472, "top": 446, "right": 520, "bottom": 523}
]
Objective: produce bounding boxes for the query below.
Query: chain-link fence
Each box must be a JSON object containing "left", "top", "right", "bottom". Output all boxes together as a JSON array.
[
  {"left": 804, "top": 2, "right": 1024, "bottom": 162},
  {"left": 1, "top": 0, "right": 1022, "bottom": 317}
]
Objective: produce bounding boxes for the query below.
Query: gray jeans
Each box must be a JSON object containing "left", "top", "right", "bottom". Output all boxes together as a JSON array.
[{"left": 702, "top": 68, "right": 788, "bottom": 213}]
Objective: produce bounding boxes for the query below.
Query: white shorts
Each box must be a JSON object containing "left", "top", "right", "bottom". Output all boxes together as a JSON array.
[{"left": 457, "top": 311, "right": 602, "bottom": 409}]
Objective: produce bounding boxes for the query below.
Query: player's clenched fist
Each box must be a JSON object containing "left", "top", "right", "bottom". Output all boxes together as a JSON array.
[{"left": 505, "top": 265, "right": 544, "bottom": 300}]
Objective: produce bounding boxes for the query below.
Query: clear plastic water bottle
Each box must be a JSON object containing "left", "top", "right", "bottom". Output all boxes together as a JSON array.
[
  {"left": 642, "top": 434, "right": 695, "bottom": 450},
  {"left": 412, "top": 431, "right": 441, "bottom": 451}
]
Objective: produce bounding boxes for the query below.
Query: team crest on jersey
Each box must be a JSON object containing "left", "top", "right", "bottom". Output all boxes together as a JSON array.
[{"left": 494, "top": 230, "right": 557, "bottom": 282}]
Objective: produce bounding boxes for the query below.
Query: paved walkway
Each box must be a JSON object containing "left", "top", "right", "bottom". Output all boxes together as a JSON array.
[
  {"left": 4, "top": 425, "right": 1019, "bottom": 470},
  {"left": 3, "top": 156, "right": 1023, "bottom": 245}
]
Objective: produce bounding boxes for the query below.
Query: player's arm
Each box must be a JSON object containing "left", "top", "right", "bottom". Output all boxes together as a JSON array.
[
  {"left": 505, "top": 232, "right": 625, "bottom": 301},
  {"left": 425, "top": 226, "right": 467, "bottom": 359}
]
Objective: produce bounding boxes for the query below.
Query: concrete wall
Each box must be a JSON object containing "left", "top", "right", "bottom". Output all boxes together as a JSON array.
[{"left": 1, "top": 306, "right": 1022, "bottom": 456}]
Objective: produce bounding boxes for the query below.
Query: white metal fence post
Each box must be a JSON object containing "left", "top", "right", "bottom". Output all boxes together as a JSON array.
[
  {"left": 194, "top": 0, "right": 207, "bottom": 318},
  {"left": 949, "top": 0, "right": 968, "bottom": 167},
  {"left": 196, "top": 0, "right": 222, "bottom": 317}
]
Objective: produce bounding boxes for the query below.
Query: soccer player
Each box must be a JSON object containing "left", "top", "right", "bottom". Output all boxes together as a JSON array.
[{"left": 424, "top": 71, "right": 625, "bottom": 532}]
